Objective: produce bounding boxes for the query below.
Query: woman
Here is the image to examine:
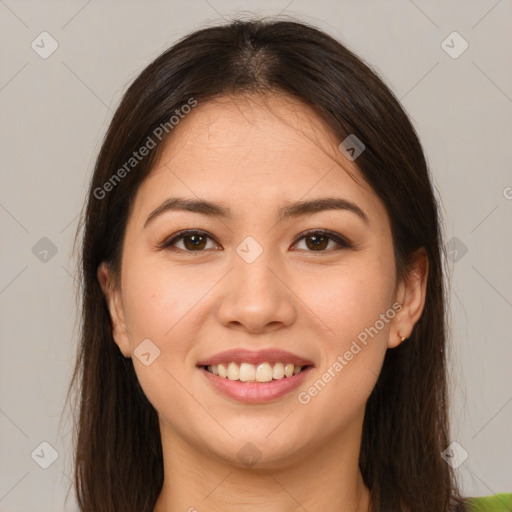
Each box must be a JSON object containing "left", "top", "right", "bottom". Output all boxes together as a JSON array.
[{"left": 67, "top": 18, "right": 511, "bottom": 512}]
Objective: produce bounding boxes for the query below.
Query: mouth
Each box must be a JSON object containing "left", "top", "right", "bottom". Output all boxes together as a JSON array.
[
  {"left": 196, "top": 349, "right": 315, "bottom": 403},
  {"left": 200, "top": 362, "right": 313, "bottom": 383}
]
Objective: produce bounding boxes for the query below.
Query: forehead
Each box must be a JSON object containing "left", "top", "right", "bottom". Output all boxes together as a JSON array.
[
  {"left": 131, "top": 93, "right": 387, "bottom": 227},
  {"left": 157, "top": 93, "right": 354, "bottom": 177}
]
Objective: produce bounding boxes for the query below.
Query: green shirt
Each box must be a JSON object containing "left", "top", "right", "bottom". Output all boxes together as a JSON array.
[{"left": 466, "top": 493, "right": 512, "bottom": 511}]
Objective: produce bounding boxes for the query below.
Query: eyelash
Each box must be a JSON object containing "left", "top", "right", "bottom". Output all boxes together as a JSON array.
[{"left": 158, "top": 229, "right": 353, "bottom": 254}]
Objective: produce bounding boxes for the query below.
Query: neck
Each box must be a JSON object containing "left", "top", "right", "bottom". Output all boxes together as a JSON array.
[{"left": 153, "top": 414, "right": 371, "bottom": 512}]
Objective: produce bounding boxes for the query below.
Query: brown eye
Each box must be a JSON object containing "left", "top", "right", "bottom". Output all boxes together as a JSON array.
[
  {"left": 161, "top": 230, "right": 218, "bottom": 252},
  {"left": 160, "top": 229, "right": 352, "bottom": 254},
  {"left": 304, "top": 233, "right": 330, "bottom": 251},
  {"left": 181, "top": 233, "right": 208, "bottom": 251},
  {"left": 293, "top": 230, "right": 353, "bottom": 252}
]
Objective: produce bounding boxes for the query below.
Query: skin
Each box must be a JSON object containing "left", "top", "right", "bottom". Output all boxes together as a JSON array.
[{"left": 98, "top": 93, "right": 428, "bottom": 512}]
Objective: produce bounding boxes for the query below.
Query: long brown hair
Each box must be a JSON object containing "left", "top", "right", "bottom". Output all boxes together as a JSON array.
[{"left": 66, "top": 18, "right": 467, "bottom": 512}]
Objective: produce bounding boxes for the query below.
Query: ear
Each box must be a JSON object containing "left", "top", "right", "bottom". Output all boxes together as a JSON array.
[
  {"left": 388, "top": 248, "right": 429, "bottom": 349},
  {"left": 97, "top": 262, "right": 132, "bottom": 358}
]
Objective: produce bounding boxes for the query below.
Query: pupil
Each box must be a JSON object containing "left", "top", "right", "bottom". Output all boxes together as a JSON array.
[
  {"left": 186, "top": 234, "right": 206, "bottom": 250},
  {"left": 307, "top": 235, "right": 327, "bottom": 250}
]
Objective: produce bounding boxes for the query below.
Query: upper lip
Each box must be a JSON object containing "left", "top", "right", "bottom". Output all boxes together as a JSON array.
[{"left": 196, "top": 348, "right": 315, "bottom": 367}]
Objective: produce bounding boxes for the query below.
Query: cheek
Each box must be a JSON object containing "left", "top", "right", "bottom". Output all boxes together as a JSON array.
[
  {"left": 294, "top": 253, "right": 395, "bottom": 414},
  {"left": 121, "top": 258, "right": 208, "bottom": 345},
  {"left": 302, "top": 254, "right": 396, "bottom": 343},
  {"left": 119, "top": 259, "right": 208, "bottom": 418}
]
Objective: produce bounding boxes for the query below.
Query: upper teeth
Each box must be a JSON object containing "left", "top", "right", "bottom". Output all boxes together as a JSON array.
[{"left": 206, "top": 362, "right": 304, "bottom": 382}]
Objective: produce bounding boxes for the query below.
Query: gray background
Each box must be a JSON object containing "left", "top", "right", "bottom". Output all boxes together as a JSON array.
[{"left": 0, "top": 1, "right": 511, "bottom": 510}]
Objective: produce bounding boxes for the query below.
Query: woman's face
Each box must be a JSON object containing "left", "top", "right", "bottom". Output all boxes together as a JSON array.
[{"left": 99, "top": 93, "right": 423, "bottom": 469}]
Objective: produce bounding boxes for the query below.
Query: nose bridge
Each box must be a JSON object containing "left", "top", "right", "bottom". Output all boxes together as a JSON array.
[
  {"left": 216, "top": 236, "right": 296, "bottom": 331},
  {"left": 233, "top": 237, "right": 278, "bottom": 298}
]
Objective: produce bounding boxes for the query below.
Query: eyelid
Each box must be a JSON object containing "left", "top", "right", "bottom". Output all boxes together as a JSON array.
[
  {"left": 158, "top": 229, "right": 219, "bottom": 251},
  {"left": 159, "top": 228, "right": 353, "bottom": 252},
  {"left": 291, "top": 229, "right": 353, "bottom": 250}
]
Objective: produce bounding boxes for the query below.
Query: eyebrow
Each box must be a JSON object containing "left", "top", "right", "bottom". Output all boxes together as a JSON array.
[{"left": 144, "top": 196, "right": 369, "bottom": 228}]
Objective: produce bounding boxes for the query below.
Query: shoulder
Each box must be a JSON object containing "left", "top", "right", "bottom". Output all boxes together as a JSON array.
[{"left": 465, "top": 493, "right": 512, "bottom": 511}]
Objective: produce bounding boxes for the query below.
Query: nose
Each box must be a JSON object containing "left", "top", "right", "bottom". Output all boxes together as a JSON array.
[{"left": 216, "top": 248, "right": 297, "bottom": 334}]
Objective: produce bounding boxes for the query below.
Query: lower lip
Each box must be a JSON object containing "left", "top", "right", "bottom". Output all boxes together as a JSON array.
[{"left": 199, "top": 366, "right": 314, "bottom": 404}]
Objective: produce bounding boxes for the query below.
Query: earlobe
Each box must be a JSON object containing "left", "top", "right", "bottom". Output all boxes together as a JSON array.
[
  {"left": 97, "top": 262, "right": 132, "bottom": 358},
  {"left": 388, "top": 248, "right": 429, "bottom": 349}
]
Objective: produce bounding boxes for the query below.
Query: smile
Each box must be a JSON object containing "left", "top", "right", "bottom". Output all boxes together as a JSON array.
[
  {"left": 197, "top": 348, "right": 315, "bottom": 403},
  {"left": 203, "top": 362, "right": 309, "bottom": 382}
]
